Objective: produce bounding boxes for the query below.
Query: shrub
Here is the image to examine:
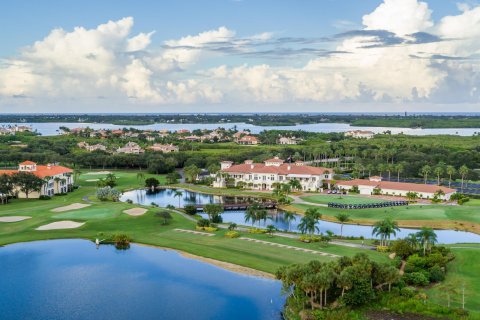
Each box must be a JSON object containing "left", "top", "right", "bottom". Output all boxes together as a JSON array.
[
  {"left": 248, "top": 228, "right": 267, "bottom": 234},
  {"left": 376, "top": 245, "right": 389, "bottom": 253},
  {"left": 225, "top": 231, "right": 240, "bottom": 238},
  {"left": 299, "top": 235, "right": 321, "bottom": 243},
  {"left": 184, "top": 204, "right": 197, "bottom": 215},
  {"left": 342, "top": 279, "right": 375, "bottom": 306},
  {"left": 39, "top": 195, "right": 51, "bottom": 200},
  {"left": 126, "top": 199, "right": 133, "bottom": 204},
  {"left": 96, "top": 186, "right": 121, "bottom": 201},
  {"left": 110, "top": 233, "right": 131, "bottom": 250},
  {"left": 403, "top": 272, "right": 429, "bottom": 286},
  {"left": 196, "top": 218, "right": 210, "bottom": 227},
  {"left": 166, "top": 204, "right": 175, "bottom": 209},
  {"left": 428, "top": 265, "right": 445, "bottom": 282},
  {"left": 196, "top": 226, "right": 218, "bottom": 232},
  {"left": 400, "top": 287, "right": 416, "bottom": 298}
]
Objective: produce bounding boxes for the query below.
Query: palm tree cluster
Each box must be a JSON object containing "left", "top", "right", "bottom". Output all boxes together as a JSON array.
[
  {"left": 372, "top": 218, "right": 400, "bottom": 246},
  {"left": 276, "top": 253, "right": 400, "bottom": 311},
  {"left": 298, "top": 208, "right": 322, "bottom": 235},
  {"left": 244, "top": 202, "right": 268, "bottom": 226}
]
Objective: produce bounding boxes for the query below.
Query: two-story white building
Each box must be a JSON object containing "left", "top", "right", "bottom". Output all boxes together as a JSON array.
[
  {"left": 213, "top": 157, "right": 332, "bottom": 191},
  {"left": 0, "top": 161, "right": 74, "bottom": 198}
]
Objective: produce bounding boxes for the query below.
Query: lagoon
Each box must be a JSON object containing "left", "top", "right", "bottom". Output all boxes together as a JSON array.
[
  {"left": 0, "top": 239, "right": 284, "bottom": 320},
  {"left": 2, "top": 121, "right": 480, "bottom": 136},
  {"left": 121, "top": 188, "right": 480, "bottom": 244}
]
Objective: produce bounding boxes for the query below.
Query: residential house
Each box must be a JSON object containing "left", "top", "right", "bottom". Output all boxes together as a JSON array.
[
  {"left": 0, "top": 161, "right": 74, "bottom": 198},
  {"left": 237, "top": 135, "right": 259, "bottom": 145},
  {"left": 147, "top": 143, "right": 179, "bottom": 153},
  {"left": 345, "top": 130, "right": 375, "bottom": 139},
  {"left": 116, "top": 142, "right": 144, "bottom": 154}
]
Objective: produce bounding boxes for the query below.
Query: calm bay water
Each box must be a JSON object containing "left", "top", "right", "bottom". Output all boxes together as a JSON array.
[
  {"left": 1, "top": 121, "right": 479, "bottom": 136},
  {"left": 0, "top": 239, "right": 284, "bottom": 320},
  {"left": 121, "top": 188, "right": 480, "bottom": 244}
]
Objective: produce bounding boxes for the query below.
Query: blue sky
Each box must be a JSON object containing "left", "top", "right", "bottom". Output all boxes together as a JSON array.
[{"left": 1, "top": 0, "right": 479, "bottom": 113}]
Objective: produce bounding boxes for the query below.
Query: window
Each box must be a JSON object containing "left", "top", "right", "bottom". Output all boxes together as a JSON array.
[{"left": 270, "top": 175, "right": 275, "bottom": 181}]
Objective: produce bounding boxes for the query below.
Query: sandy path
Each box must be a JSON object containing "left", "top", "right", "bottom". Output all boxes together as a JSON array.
[
  {"left": 85, "top": 179, "right": 99, "bottom": 182},
  {"left": 51, "top": 203, "right": 91, "bottom": 212},
  {"left": 123, "top": 208, "right": 147, "bottom": 216},
  {"left": 36, "top": 221, "right": 85, "bottom": 230},
  {"left": 0, "top": 216, "right": 31, "bottom": 222}
]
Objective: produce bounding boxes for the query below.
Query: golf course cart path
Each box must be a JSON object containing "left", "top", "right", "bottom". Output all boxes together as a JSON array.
[
  {"left": 36, "top": 220, "right": 85, "bottom": 230},
  {"left": 239, "top": 237, "right": 340, "bottom": 257},
  {"left": 174, "top": 228, "right": 216, "bottom": 236},
  {"left": 123, "top": 208, "right": 148, "bottom": 216},
  {"left": 291, "top": 195, "right": 328, "bottom": 207},
  {"left": 51, "top": 203, "right": 91, "bottom": 212},
  {"left": 0, "top": 216, "right": 32, "bottom": 222}
]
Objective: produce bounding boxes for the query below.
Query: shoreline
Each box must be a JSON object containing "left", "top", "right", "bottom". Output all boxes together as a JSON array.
[{"left": 134, "top": 242, "right": 275, "bottom": 279}]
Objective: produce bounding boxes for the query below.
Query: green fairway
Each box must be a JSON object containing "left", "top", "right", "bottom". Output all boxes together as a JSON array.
[
  {"left": 292, "top": 203, "right": 480, "bottom": 227},
  {"left": 301, "top": 194, "right": 388, "bottom": 205},
  {"left": 0, "top": 170, "right": 387, "bottom": 274},
  {"left": 52, "top": 207, "right": 125, "bottom": 220},
  {"left": 428, "top": 246, "right": 480, "bottom": 314}
]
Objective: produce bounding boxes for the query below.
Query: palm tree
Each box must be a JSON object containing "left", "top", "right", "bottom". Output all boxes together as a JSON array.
[
  {"left": 416, "top": 227, "right": 437, "bottom": 256},
  {"left": 372, "top": 218, "right": 400, "bottom": 246},
  {"left": 420, "top": 165, "right": 431, "bottom": 184},
  {"left": 433, "top": 165, "right": 444, "bottom": 185},
  {"left": 459, "top": 165, "right": 469, "bottom": 191},
  {"left": 289, "top": 179, "right": 302, "bottom": 192},
  {"left": 266, "top": 225, "right": 276, "bottom": 237},
  {"left": 245, "top": 202, "right": 263, "bottom": 226},
  {"left": 283, "top": 211, "right": 296, "bottom": 232},
  {"left": 136, "top": 172, "right": 145, "bottom": 182},
  {"left": 335, "top": 213, "right": 351, "bottom": 238},
  {"left": 173, "top": 190, "right": 183, "bottom": 208},
  {"left": 395, "top": 163, "right": 404, "bottom": 182},
  {"left": 446, "top": 165, "right": 456, "bottom": 188},
  {"left": 298, "top": 215, "right": 319, "bottom": 235}
]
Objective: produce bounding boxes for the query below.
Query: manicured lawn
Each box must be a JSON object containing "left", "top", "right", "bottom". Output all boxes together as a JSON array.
[
  {"left": 0, "top": 170, "right": 386, "bottom": 275},
  {"left": 428, "top": 246, "right": 480, "bottom": 314},
  {"left": 291, "top": 203, "right": 480, "bottom": 231},
  {"left": 465, "top": 199, "right": 480, "bottom": 207},
  {"left": 301, "top": 194, "right": 388, "bottom": 205}
]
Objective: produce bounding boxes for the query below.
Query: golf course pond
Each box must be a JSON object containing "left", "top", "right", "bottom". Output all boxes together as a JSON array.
[
  {"left": 0, "top": 239, "right": 284, "bottom": 320},
  {"left": 120, "top": 188, "right": 480, "bottom": 244}
]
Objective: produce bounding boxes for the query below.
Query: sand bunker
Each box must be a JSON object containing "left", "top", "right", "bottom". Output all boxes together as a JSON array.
[
  {"left": 0, "top": 216, "right": 31, "bottom": 222},
  {"left": 36, "top": 220, "right": 85, "bottom": 231},
  {"left": 123, "top": 208, "right": 147, "bottom": 216},
  {"left": 51, "top": 203, "right": 91, "bottom": 213},
  {"left": 85, "top": 171, "right": 111, "bottom": 175}
]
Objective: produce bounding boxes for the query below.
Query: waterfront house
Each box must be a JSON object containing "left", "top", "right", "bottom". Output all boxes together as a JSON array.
[{"left": 345, "top": 130, "right": 375, "bottom": 139}]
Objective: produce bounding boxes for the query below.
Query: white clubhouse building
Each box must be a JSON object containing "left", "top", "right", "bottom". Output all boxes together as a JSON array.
[
  {"left": 337, "top": 176, "right": 456, "bottom": 200},
  {"left": 213, "top": 157, "right": 332, "bottom": 191}
]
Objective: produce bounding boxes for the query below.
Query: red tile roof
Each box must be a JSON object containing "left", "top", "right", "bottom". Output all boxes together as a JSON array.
[
  {"left": 337, "top": 179, "right": 456, "bottom": 194},
  {"left": 20, "top": 161, "right": 36, "bottom": 165},
  {"left": 222, "top": 163, "right": 329, "bottom": 175},
  {"left": 0, "top": 165, "right": 72, "bottom": 179}
]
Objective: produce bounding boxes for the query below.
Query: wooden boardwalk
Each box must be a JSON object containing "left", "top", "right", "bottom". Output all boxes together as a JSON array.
[{"left": 193, "top": 202, "right": 276, "bottom": 211}]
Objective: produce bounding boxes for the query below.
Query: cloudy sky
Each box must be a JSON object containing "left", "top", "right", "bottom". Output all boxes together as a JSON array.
[{"left": 1, "top": 0, "right": 480, "bottom": 113}]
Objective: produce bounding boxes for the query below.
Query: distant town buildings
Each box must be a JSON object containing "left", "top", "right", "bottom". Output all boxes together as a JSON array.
[
  {"left": 0, "top": 125, "right": 32, "bottom": 135},
  {"left": 345, "top": 130, "right": 375, "bottom": 139}
]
